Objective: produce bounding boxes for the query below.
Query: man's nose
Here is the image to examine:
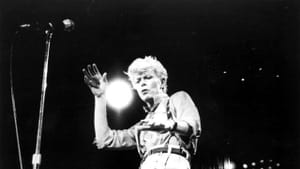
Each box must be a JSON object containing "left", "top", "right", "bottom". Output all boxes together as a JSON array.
[{"left": 140, "top": 79, "right": 146, "bottom": 87}]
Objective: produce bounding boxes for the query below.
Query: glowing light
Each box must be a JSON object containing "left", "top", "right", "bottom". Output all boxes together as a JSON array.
[
  {"left": 276, "top": 163, "right": 280, "bottom": 167},
  {"left": 223, "top": 71, "right": 227, "bottom": 74},
  {"left": 260, "top": 160, "right": 264, "bottom": 163},
  {"left": 105, "top": 79, "right": 133, "bottom": 110},
  {"left": 259, "top": 67, "right": 263, "bottom": 71},
  {"left": 224, "top": 159, "right": 235, "bottom": 169},
  {"left": 241, "top": 78, "right": 245, "bottom": 82},
  {"left": 242, "top": 164, "right": 248, "bottom": 168},
  {"left": 251, "top": 162, "right": 256, "bottom": 166},
  {"left": 275, "top": 74, "right": 280, "bottom": 78}
]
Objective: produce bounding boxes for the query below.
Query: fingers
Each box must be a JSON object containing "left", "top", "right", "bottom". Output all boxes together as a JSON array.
[
  {"left": 102, "top": 72, "right": 108, "bottom": 82},
  {"left": 92, "top": 63, "right": 100, "bottom": 75},
  {"left": 87, "top": 64, "right": 95, "bottom": 76},
  {"left": 82, "top": 63, "right": 105, "bottom": 88},
  {"left": 83, "top": 63, "right": 103, "bottom": 77},
  {"left": 82, "top": 68, "right": 92, "bottom": 79}
]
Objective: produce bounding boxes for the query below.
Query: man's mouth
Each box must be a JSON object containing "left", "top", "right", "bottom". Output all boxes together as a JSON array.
[{"left": 141, "top": 89, "right": 149, "bottom": 95}]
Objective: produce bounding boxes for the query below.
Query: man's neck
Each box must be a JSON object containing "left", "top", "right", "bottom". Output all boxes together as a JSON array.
[{"left": 145, "top": 92, "right": 168, "bottom": 111}]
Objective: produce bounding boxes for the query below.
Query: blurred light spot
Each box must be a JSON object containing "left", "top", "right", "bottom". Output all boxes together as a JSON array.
[
  {"left": 276, "top": 163, "right": 280, "bottom": 167},
  {"left": 260, "top": 160, "right": 264, "bottom": 163},
  {"left": 251, "top": 162, "right": 256, "bottom": 166},
  {"left": 242, "top": 164, "right": 248, "bottom": 168},
  {"left": 223, "top": 71, "right": 227, "bottom": 74},
  {"left": 224, "top": 159, "right": 235, "bottom": 169},
  {"left": 275, "top": 74, "right": 280, "bottom": 78},
  {"left": 241, "top": 78, "right": 245, "bottom": 82},
  {"left": 258, "top": 67, "right": 263, "bottom": 71},
  {"left": 106, "top": 78, "right": 133, "bottom": 111},
  {"left": 268, "top": 166, "right": 272, "bottom": 169}
]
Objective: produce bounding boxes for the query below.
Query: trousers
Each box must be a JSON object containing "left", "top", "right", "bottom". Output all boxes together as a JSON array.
[{"left": 139, "top": 153, "right": 191, "bottom": 169}]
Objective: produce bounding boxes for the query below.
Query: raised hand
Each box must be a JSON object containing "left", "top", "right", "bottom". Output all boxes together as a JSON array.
[{"left": 82, "top": 63, "right": 108, "bottom": 97}]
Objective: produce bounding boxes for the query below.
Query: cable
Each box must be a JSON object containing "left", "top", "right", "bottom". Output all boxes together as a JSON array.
[{"left": 9, "top": 30, "right": 24, "bottom": 169}]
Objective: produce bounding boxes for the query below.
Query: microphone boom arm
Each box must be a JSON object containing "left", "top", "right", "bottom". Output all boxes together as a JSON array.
[{"left": 32, "top": 28, "right": 53, "bottom": 169}]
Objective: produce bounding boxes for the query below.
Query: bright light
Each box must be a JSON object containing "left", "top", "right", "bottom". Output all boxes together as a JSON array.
[
  {"left": 224, "top": 159, "right": 235, "bottom": 169},
  {"left": 105, "top": 79, "right": 133, "bottom": 111},
  {"left": 242, "top": 164, "right": 248, "bottom": 169}
]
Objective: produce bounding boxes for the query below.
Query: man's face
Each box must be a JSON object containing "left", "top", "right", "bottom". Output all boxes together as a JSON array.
[{"left": 131, "top": 71, "right": 163, "bottom": 102}]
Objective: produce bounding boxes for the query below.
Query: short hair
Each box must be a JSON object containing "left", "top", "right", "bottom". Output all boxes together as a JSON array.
[{"left": 126, "top": 56, "right": 168, "bottom": 92}]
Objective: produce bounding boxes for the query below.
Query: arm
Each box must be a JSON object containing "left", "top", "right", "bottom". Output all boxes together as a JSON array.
[
  {"left": 171, "top": 91, "right": 201, "bottom": 154},
  {"left": 83, "top": 64, "right": 136, "bottom": 149},
  {"left": 171, "top": 91, "right": 201, "bottom": 138}
]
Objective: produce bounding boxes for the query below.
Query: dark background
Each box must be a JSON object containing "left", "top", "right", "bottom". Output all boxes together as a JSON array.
[{"left": 0, "top": 0, "right": 299, "bottom": 169}]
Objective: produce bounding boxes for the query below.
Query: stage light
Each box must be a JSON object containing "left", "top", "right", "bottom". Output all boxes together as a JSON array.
[
  {"left": 105, "top": 78, "right": 133, "bottom": 111},
  {"left": 224, "top": 159, "right": 235, "bottom": 169},
  {"left": 251, "top": 162, "right": 256, "bottom": 166},
  {"left": 241, "top": 78, "right": 245, "bottom": 82},
  {"left": 242, "top": 163, "right": 248, "bottom": 169}
]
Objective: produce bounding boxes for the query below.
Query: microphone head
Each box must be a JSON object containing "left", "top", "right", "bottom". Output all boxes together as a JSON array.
[{"left": 62, "top": 19, "right": 75, "bottom": 32}]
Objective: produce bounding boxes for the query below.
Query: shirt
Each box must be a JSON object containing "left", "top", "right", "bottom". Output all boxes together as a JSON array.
[{"left": 94, "top": 91, "right": 201, "bottom": 157}]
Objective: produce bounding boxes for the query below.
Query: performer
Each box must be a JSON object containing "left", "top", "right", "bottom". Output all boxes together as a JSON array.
[{"left": 82, "top": 56, "right": 201, "bottom": 169}]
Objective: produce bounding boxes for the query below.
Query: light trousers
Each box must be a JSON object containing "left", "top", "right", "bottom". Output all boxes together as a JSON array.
[{"left": 139, "top": 153, "right": 191, "bottom": 169}]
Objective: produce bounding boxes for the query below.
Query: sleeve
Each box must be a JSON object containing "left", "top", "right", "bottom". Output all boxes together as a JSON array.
[
  {"left": 170, "top": 91, "right": 202, "bottom": 154},
  {"left": 94, "top": 125, "right": 137, "bottom": 149},
  {"left": 93, "top": 97, "right": 137, "bottom": 150}
]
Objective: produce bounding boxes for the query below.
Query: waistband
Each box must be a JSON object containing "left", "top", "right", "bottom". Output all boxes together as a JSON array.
[{"left": 143, "top": 145, "right": 191, "bottom": 162}]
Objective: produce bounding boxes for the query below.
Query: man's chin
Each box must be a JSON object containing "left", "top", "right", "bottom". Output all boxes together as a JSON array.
[{"left": 141, "top": 96, "right": 152, "bottom": 102}]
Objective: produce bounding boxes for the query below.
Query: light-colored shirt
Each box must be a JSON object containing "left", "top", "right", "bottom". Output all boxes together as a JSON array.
[{"left": 94, "top": 91, "right": 201, "bottom": 157}]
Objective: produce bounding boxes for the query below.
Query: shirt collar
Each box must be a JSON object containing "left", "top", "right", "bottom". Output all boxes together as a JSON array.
[{"left": 143, "top": 93, "right": 169, "bottom": 113}]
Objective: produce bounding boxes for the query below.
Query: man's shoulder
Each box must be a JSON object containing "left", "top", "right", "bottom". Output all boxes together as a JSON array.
[{"left": 170, "top": 90, "right": 190, "bottom": 100}]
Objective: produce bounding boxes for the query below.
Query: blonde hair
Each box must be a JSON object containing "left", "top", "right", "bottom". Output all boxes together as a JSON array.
[{"left": 126, "top": 56, "right": 168, "bottom": 92}]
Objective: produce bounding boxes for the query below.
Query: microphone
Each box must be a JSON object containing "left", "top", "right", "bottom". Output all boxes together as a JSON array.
[{"left": 19, "top": 19, "right": 75, "bottom": 32}]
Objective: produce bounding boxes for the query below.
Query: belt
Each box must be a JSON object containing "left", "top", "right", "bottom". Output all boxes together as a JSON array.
[{"left": 144, "top": 146, "right": 190, "bottom": 161}]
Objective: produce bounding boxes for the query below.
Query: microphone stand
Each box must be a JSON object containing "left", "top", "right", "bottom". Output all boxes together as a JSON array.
[{"left": 32, "top": 26, "right": 53, "bottom": 169}]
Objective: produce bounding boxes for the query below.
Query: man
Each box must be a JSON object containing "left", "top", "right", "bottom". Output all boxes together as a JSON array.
[{"left": 82, "top": 56, "right": 201, "bottom": 169}]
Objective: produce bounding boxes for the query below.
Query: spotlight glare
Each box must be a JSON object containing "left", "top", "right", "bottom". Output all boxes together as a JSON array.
[
  {"left": 224, "top": 159, "right": 235, "bottom": 169},
  {"left": 105, "top": 78, "right": 133, "bottom": 111},
  {"left": 242, "top": 164, "right": 248, "bottom": 169}
]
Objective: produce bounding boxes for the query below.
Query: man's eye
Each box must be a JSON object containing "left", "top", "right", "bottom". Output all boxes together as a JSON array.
[
  {"left": 144, "top": 75, "right": 152, "bottom": 79},
  {"left": 135, "top": 79, "right": 141, "bottom": 84}
]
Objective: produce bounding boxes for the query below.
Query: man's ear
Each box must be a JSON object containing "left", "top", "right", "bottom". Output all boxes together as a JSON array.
[{"left": 160, "top": 78, "right": 166, "bottom": 88}]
